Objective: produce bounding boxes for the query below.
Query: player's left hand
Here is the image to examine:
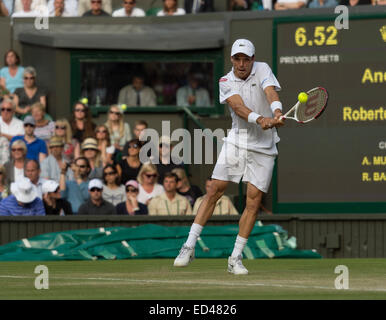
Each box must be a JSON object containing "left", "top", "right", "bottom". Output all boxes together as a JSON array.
[{"left": 273, "top": 110, "right": 285, "bottom": 127}]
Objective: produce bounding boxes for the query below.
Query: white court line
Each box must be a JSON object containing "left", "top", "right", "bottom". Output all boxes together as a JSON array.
[{"left": 1, "top": 275, "right": 385, "bottom": 293}]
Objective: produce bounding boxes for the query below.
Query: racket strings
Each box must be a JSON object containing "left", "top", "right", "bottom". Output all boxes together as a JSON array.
[{"left": 296, "top": 88, "right": 328, "bottom": 122}]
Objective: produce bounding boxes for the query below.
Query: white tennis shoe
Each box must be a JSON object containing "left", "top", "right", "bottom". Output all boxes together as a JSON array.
[
  {"left": 173, "top": 244, "right": 195, "bottom": 267},
  {"left": 227, "top": 255, "right": 248, "bottom": 275}
]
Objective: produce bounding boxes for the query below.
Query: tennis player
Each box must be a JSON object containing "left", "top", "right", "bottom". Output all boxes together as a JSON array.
[{"left": 174, "top": 39, "right": 285, "bottom": 275}]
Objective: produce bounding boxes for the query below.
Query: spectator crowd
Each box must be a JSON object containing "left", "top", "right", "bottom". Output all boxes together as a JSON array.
[
  {"left": 0, "top": 49, "right": 240, "bottom": 216},
  {"left": 0, "top": 0, "right": 383, "bottom": 17}
]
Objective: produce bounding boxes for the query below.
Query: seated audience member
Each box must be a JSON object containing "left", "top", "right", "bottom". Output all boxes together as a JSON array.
[
  {"left": 81, "top": 137, "right": 103, "bottom": 179},
  {"left": 41, "top": 136, "right": 74, "bottom": 182},
  {"left": 229, "top": 0, "right": 250, "bottom": 10},
  {"left": 376, "top": 0, "right": 386, "bottom": 4},
  {"left": 13, "top": 0, "right": 47, "bottom": 12},
  {"left": 95, "top": 125, "right": 114, "bottom": 166},
  {"left": 78, "top": 0, "right": 111, "bottom": 15},
  {"left": 172, "top": 168, "right": 203, "bottom": 207},
  {"left": 155, "top": 135, "right": 184, "bottom": 184},
  {"left": 102, "top": 164, "right": 126, "bottom": 206},
  {"left": 0, "top": 0, "right": 9, "bottom": 15},
  {"left": 0, "top": 99, "right": 24, "bottom": 141},
  {"left": 42, "top": 179, "right": 73, "bottom": 215},
  {"left": 116, "top": 180, "right": 148, "bottom": 215},
  {"left": 118, "top": 75, "right": 157, "bottom": 107},
  {"left": 105, "top": 105, "right": 132, "bottom": 155},
  {"left": 157, "top": 0, "right": 186, "bottom": 15},
  {"left": 31, "top": 103, "right": 55, "bottom": 143},
  {"left": 274, "top": 0, "right": 308, "bottom": 9},
  {"left": 82, "top": 0, "right": 110, "bottom": 16},
  {"left": 122, "top": 120, "right": 148, "bottom": 158},
  {"left": 70, "top": 101, "right": 96, "bottom": 144},
  {"left": 12, "top": 0, "right": 41, "bottom": 17},
  {"left": 184, "top": 0, "right": 214, "bottom": 13},
  {"left": 0, "top": 128, "right": 10, "bottom": 165},
  {"left": 137, "top": 162, "right": 164, "bottom": 205},
  {"left": 54, "top": 119, "right": 78, "bottom": 163},
  {"left": 339, "top": 0, "right": 371, "bottom": 5},
  {"left": 78, "top": 178, "right": 116, "bottom": 215},
  {"left": 117, "top": 138, "right": 142, "bottom": 185},
  {"left": 13, "top": 67, "right": 47, "bottom": 118},
  {"left": 192, "top": 177, "right": 239, "bottom": 215},
  {"left": 48, "top": 0, "right": 78, "bottom": 16},
  {"left": 148, "top": 172, "right": 192, "bottom": 215},
  {"left": 4, "top": 139, "right": 28, "bottom": 185},
  {"left": 0, "top": 177, "right": 45, "bottom": 216},
  {"left": 0, "top": 165, "right": 10, "bottom": 200},
  {"left": 24, "top": 159, "right": 44, "bottom": 199},
  {"left": 59, "top": 156, "right": 90, "bottom": 214},
  {"left": 0, "top": 50, "right": 24, "bottom": 94},
  {"left": 176, "top": 74, "right": 211, "bottom": 107},
  {"left": 308, "top": 0, "right": 338, "bottom": 7},
  {"left": 11, "top": 116, "right": 48, "bottom": 162},
  {"left": 112, "top": 0, "right": 145, "bottom": 16}
]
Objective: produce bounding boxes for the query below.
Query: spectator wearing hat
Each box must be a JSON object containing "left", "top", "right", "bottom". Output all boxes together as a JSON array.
[
  {"left": 10, "top": 115, "right": 48, "bottom": 163},
  {"left": 102, "top": 164, "right": 126, "bottom": 206},
  {"left": 148, "top": 172, "right": 192, "bottom": 216},
  {"left": 0, "top": 127, "right": 10, "bottom": 165},
  {"left": 78, "top": 179, "right": 116, "bottom": 215},
  {"left": 155, "top": 135, "right": 184, "bottom": 184},
  {"left": 116, "top": 180, "right": 148, "bottom": 215},
  {"left": 42, "top": 179, "right": 73, "bottom": 215},
  {"left": 0, "top": 177, "right": 45, "bottom": 216},
  {"left": 112, "top": 0, "right": 145, "bottom": 17},
  {"left": 41, "top": 136, "right": 74, "bottom": 183},
  {"left": 24, "top": 159, "right": 44, "bottom": 199},
  {"left": 59, "top": 156, "right": 90, "bottom": 214},
  {"left": 0, "top": 99, "right": 24, "bottom": 141},
  {"left": 176, "top": 73, "right": 211, "bottom": 107},
  {"left": 81, "top": 137, "right": 103, "bottom": 179},
  {"left": 4, "top": 139, "right": 28, "bottom": 185}
]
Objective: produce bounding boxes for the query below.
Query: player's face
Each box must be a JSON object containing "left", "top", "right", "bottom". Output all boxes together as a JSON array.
[{"left": 231, "top": 53, "right": 254, "bottom": 80}]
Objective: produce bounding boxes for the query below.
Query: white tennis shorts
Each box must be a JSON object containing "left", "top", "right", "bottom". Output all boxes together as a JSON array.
[{"left": 211, "top": 142, "right": 276, "bottom": 193}]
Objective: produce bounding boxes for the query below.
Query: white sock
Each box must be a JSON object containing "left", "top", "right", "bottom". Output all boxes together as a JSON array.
[
  {"left": 185, "top": 223, "right": 203, "bottom": 248},
  {"left": 231, "top": 235, "right": 248, "bottom": 258}
]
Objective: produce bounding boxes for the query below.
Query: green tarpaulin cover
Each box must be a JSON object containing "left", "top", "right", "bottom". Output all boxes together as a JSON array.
[{"left": 0, "top": 223, "right": 321, "bottom": 261}]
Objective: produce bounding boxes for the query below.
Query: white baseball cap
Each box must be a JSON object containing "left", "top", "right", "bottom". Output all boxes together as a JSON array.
[
  {"left": 231, "top": 39, "right": 255, "bottom": 57},
  {"left": 88, "top": 179, "right": 103, "bottom": 190},
  {"left": 42, "top": 180, "right": 59, "bottom": 194},
  {"left": 10, "top": 177, "right": 37, "bottom": 204}
]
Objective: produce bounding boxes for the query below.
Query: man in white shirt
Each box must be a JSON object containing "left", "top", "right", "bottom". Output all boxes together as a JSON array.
[
  {"left": 118, "top": 75, "right": 157, "bottom": 107},
  {"left": 112, "top": 0, "right": 145, "bottom": 17},
  {"left": 0, "top": 99, "right": 24, "bottom": 141},
  {"left": 12, "top": 0, "right": 41, "bottom": 16},
  {"left": 48, "top": 0, "right": 78, "bottom": 16},
  {"left": 174, "top": 39, "right": 285, "bottom": 275}
]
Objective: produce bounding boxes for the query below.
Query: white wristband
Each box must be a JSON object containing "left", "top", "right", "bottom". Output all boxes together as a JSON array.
[
  {"left": 248, "top": 112, "right": 262, "bottom": 124},
  {"left": 270, "top": 101, "right": 282, "bottom": 114}
]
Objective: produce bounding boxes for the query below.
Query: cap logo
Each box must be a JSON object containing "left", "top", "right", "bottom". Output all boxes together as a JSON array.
[{"left": 239, "top": 44, "right": 245, "bottom": 47}]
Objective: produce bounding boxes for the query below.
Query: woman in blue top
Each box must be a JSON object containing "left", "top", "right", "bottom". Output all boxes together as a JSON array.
[{"left": 0, "top": 50, "right": 24, "bottom": 94}]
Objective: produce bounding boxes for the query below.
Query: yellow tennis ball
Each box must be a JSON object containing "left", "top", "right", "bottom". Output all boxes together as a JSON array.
[
  {"left": 121, "top": 104, "right": 127, "bottom": 111},
  {"left": 80, "top": 98, "right": 88, "bottom": 105},
  {"left": 298, "top": 92, "right": 308, "bottom": 104}
]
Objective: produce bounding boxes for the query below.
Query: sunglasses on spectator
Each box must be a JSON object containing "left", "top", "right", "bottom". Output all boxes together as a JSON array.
[
  {"left": 1, "top": 108, "right": 12, "bottom": 112},
  {"left": 74, "top": 108, "right": 86, "bottom": 113},
  {"left": 145, "top": 173, "right": 157, "bottom": 178},
  {"left": 128, "top": 144, "right": 139, "bottom": 149},
  {"left": 24, "top": 123, "right": 35, "bottom": 128},
  {"left": 126, "top": 187, "right": 138, "bottom": 193},
  {"left": 104, "top": 171, "right": 116, "bottom": 176},
  {"left": 109, "top": 111, "right": 121, "bottom": 116},
  {"left": 24, "top": 76, "right": 35, "bottom": 80},
  {"left": 77, "top": 164, "right": 88, "bottom": 168},
  {"left": 11, "top": 148, "right": 24, "bottom": 152},
  {"left": 55, "top": 125, "right": 66, "bottom": 130},
  {"left": 90, "top": 188, "right": 102, "bottom": 192}
]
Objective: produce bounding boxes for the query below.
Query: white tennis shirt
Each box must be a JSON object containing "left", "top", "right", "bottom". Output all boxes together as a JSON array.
[{"left": 219, "top": 61, "right": 281, "bottom": 155}]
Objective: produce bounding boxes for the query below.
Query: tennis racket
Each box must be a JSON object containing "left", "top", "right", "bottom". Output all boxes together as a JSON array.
[{"left": 280, "top": 87, "right": 328, "bottom": 123}]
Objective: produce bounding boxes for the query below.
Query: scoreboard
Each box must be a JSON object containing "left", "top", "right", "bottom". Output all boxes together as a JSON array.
[{"left": 274, "top": 15, "right": 386, "bottom": 213}]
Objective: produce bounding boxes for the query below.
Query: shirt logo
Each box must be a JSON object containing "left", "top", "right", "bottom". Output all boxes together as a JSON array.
[{"left": 219, "top": 78, "right": 228, "bottom": 82}]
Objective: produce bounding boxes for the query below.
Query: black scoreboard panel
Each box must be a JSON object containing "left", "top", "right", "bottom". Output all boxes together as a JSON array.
[{"left": 275, "top": 17, "right": 386, "bottom": 212}]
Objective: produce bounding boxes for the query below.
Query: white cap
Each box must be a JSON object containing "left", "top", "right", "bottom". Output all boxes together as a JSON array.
[
  {"left": 88, "top": 179, "right": 103, "bottom": 190},
  {"left": 231, "top": 39, "right": 255, "bottom": 57},
  {"left": 42, "top": 180, "right": 59, "bottom": 194},
  {"left": 10, "top": 177, "right": 37, "bottom": 204}
]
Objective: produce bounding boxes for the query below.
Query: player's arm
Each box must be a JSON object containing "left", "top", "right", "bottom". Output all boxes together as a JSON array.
[
  {"left": 225, "top": 94, "right": 280, "bottom": 130},
  {"left": 264, "top": 86, "right": 285, "bottom": 127}
]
